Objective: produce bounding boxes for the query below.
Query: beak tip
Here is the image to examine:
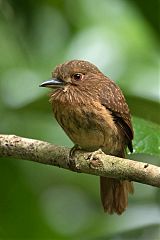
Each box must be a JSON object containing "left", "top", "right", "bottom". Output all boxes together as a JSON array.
[{"left": 39, "top": 81, "right": 49, "bottom": 88}]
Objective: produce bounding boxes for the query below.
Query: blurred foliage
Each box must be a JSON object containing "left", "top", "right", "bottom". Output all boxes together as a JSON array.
[
  {"left": 0, "top": 0, "right": 159, "bottom": 239},
  {"left": 133, "top": 117, "right": 160, "bottom": 157}
]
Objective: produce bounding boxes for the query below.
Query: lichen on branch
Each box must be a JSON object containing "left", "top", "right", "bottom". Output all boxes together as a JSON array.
[{"left": 0, "top": 134, "right": 160, "bottom": 187}]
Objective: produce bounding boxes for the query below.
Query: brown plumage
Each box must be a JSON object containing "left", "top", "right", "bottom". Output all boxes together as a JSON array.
[{"left": 40, "top": 59, "right": 134, "bottom": 214}]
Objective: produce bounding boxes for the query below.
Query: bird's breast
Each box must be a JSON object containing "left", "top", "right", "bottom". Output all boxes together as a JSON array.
[{"left": 50, "top": 88, "right": 120, "bottom": 154}]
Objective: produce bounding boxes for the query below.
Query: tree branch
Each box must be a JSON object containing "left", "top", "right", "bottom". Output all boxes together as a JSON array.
[{"left": 0, "top": 134, "right": 159, "bottom": 187}]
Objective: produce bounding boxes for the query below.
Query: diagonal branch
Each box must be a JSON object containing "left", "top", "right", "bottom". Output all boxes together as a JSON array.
[{"left": 0, "top": 134, "right": 160, "bottom": 187}]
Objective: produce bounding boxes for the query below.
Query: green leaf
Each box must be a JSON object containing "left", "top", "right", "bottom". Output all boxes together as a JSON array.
[
  {"left": 133, "top": 117, "right": 160, "bottom": 157},
  {"left": 126, "top": 96, "right": 160, "bottom": 124}
]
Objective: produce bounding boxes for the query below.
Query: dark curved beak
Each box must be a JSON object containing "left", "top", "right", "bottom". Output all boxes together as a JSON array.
[{"left": 39, "top": 78, "right": 64, "bottom": 88}]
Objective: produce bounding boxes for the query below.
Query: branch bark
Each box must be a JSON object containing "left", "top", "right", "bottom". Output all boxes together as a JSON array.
[{"left": 0, "top": 134, "right": 160, "bottom": 187}]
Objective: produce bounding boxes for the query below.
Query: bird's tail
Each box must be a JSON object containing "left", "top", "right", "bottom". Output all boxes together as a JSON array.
[{"left": 100, "top": 177, "right": 134, "bottom": 214}]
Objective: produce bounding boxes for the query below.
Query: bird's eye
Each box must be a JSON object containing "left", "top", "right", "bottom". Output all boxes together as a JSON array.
[{"left": 73, "top": 73, "right": 83, "bottom": 81}]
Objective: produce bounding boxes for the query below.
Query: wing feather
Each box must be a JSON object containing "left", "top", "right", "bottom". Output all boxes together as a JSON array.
[{"left": 100, "top": 78, "right": 134, "bottom": 152}]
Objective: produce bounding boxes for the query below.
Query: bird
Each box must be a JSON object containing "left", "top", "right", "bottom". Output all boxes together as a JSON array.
[{"left": 40, "top": 59, "right": 134, "bottom": 215}]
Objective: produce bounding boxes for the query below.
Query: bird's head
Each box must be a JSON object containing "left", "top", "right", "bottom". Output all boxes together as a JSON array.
[{"left": 39, "top": 60, "right": 102, "bottom": 89}]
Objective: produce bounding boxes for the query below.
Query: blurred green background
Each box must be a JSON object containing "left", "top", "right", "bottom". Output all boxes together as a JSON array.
[{"left": 0, "top": 0, "right": 159, "bottom": 239}]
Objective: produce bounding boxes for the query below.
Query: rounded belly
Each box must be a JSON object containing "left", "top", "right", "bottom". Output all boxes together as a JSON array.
[
  {"left": 55, "top": 108, "right": 115, "bottom": 152},
  {"left": 66, "top": 126, "right": 105, "bottom": 151}
]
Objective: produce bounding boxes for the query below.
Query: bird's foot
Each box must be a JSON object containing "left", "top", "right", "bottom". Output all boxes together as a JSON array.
[
  {"left": 69, "top": 144, "right": 81, "bottom": 158},
  {"left": 88, "top": 149, "right": 104, "bottom": 161},
  {"left": 68, "top": 144, "right": 81, "bottom": 170},
  {"left": 88, "top": 149, "right": 104, "bottom": 169}
]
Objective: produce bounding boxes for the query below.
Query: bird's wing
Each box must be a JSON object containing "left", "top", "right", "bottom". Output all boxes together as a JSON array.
[{"left": 99, "top": 78, "right": 134, "bottom": 152}]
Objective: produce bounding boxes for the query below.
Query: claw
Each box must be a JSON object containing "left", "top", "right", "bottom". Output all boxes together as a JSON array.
[
  {"left": 89, "top": 149, "right": 104, "bottom": 161},
  {"left": 68, "top": 144, "right": 81, "bottom": 170},
  {"left": 69, "top": 144, "right": 81, "bottom": 158},
  {"left": 88, "top": 149, "right": 104, "bottom": 169}
]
